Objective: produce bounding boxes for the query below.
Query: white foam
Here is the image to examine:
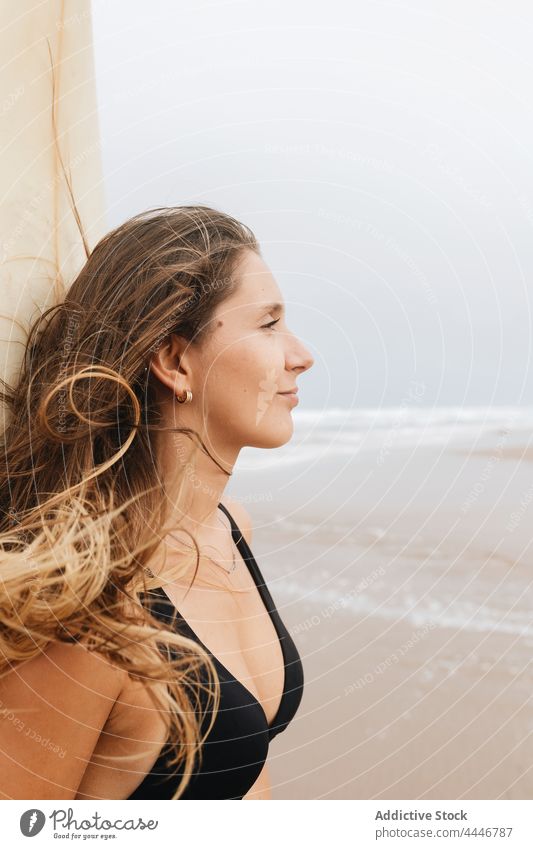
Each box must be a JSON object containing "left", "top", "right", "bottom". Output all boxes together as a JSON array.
[
  {"left": 238, "top": 406, "right": 533, "bottom": 469},
  {"left": 278, "top": 579, "right": 533, "bottom": 638}
]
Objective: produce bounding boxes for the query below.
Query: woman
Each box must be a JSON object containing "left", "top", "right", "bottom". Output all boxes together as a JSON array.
[{"left": 0, "top": 205, "right": 314, "bottom": 800}]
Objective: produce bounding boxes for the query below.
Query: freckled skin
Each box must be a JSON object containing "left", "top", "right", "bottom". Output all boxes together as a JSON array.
[
  {"left": 151, "top": 249, "right": 315, "bottom": 459},
  {"left": 138, "top": 251, "right": 315, "bottom": 801}
]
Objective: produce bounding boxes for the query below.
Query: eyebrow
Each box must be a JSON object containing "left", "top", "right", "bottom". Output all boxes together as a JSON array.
[{"left": 257, "top": 302, "right": 285, "bottom": 315}]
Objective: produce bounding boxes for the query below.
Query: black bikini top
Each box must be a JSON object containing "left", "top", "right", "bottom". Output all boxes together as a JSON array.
[{"left": 128, "top": 502, "right": 304, "bottom": 800}]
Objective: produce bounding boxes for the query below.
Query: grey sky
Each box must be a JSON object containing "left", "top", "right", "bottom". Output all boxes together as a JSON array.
[{"left": 92, "top": 0, "right": 533, "bottom": 408}]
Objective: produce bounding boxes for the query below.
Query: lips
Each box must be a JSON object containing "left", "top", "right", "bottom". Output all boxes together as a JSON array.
[{"left": 277, "top": 388, "right": 299, "bottom": 406}]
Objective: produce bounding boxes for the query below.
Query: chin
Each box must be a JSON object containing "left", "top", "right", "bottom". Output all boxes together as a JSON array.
[{"left": 249, "top": 418, "right": 294, "bottom": 449}]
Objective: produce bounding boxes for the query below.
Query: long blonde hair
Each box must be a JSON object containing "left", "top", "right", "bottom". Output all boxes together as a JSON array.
[{"left": 0, "top": 203, "right": 260, "bottom": 798}]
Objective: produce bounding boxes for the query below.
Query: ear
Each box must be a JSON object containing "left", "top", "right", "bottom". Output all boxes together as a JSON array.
[{"left": 148, "top": 333, "right": 193, "bottom": 395}]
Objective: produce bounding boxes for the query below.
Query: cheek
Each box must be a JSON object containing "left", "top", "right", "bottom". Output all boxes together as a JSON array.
[
  {"left": 236, "top": 339, "right": 285, "bottom": 402},
  {"left": 206, "top": 338, "right": 283, "bottom": 411}
]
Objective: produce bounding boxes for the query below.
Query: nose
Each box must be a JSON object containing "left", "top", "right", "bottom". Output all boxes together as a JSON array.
[{"left": 287, "top": 334, "right": 314, "bottom": 374}]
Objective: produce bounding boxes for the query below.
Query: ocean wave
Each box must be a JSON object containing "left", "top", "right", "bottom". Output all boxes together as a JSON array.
[
  {"left": 279, "top": 579, "right": 533, "bottom": 638},
  {"left": 237, "top": 405, "right": 533, "bottom": 469}
]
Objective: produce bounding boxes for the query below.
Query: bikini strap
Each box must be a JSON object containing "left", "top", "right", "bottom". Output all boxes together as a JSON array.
[
  {"left": 217, "top": 502, "right": 274, "bottom": 609},
  {"left": 217, "top": 501, "right": 246, "bottom": 550}
]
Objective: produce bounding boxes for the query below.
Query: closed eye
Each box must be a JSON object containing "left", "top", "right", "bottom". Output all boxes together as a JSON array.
[{"left": 261, "top": 318, "right": 280, "bottom": 329}]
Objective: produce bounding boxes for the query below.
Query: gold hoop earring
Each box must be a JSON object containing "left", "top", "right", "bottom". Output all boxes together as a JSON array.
[{"left": 176, "top": 389, "right": 193, "bottom": 404}]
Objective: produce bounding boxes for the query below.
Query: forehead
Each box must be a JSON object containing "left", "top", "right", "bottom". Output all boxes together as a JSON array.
[{"left": 225, "top": 250, "right": 284, "bottom": 312}]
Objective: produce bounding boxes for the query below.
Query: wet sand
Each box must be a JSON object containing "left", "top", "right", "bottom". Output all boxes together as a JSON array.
[{"left": 230, "top": 433, "right": 533, "bottom": 799}]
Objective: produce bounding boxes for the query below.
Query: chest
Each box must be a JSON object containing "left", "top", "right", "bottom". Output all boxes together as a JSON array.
[
  {"left": 76, "top": 561, "right": 286, "bottom": 799},
  {"left": 162, "top": 570, "right": 286, "bottom": 725}
]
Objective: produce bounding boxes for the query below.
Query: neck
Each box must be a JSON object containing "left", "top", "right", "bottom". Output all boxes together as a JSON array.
[{"left": 157, "top": 428, "right": 239, "bottom": 539}]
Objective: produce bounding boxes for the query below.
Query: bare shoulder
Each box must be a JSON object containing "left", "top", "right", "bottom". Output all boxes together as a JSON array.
[
  {"left": 0, "top": 640, "right": 128, "bottom": 712},
  {"left": 220, "top": 495, "right": 254, "bottom": 546},
  {"left": 0, "top": 641, "right": 127, "bottom": 799},
  {"left": 44, "top": 640, "right": 126, "bottom": 682}
]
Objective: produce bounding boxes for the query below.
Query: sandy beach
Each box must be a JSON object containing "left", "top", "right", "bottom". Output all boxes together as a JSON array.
[{"left": 227, "top": 407, "right": 533, "bottom": 799}]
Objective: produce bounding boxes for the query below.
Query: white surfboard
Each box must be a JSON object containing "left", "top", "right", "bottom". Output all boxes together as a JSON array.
[{"left": 0, "top": 0, "right": 106, "bottom": 434}]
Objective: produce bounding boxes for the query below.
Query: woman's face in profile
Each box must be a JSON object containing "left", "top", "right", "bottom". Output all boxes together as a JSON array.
[{"left": 194, "top": 248, "right": 314, "bottom": 451}]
